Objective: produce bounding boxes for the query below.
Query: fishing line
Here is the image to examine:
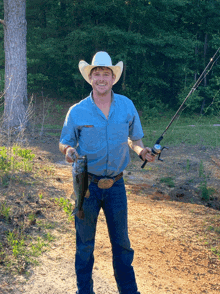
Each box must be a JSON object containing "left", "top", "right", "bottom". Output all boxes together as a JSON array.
[{"left": 141, "top": 46, "right": 220, "bottom": 168}]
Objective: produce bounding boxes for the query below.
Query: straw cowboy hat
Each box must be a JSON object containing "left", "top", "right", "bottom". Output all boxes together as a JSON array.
[{"left": 78, "top": 51, "right": 123, "bottom": 85}]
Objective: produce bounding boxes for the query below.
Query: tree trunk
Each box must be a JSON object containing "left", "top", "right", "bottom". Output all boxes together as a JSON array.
[{"left": 3, "top": 0, "right": 28, "bottom": 129}]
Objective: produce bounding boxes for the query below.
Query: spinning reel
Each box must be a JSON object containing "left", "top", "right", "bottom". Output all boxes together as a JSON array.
[{"left": 141, "top": 136, "right": 168, "bottom": 169}]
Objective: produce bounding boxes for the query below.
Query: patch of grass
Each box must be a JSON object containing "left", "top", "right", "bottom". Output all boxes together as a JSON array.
[
  {"left": 7, "top": 232, "right": 25, "bottom": 258},
  {"left": 29, "top": 237, "right": 49, "bottom": 257},
  {"left": 199, "top": 160, "right": 205, "bottom": 177},
  {"left": 141, "top": 114, "right": 220, "bottom": 148},
  {"left": 0, "top": 146, "right": 35, "bottom": 177},
  {"left": 199, "top": 180, "right": 215, "bottom": 201},
  {"left": 160, "top": 177, "right": 175, "bottom": 188},
  {"left": 0, "top": 143, "right": 64, "bottom": 275},
  {"left": 207, "top": 225, "right": 220, "bottom": 234},
  {"left": 28, "top": 213, "right": 36, "bottom": 223},
  {"left": 0, "top": 202, "right": 11, "bottom": 222},
  {"left": 211, "top": 247, "right": 220, "bottom": 258},
  {"left": 198, "top": 160, "right": 215, "bottom": 201},
  {"left": 36, "top": 123, "right": 62, "bottom": 130},
  {"left": 46, "top": 132, "right": 61, "bottom": 137},
  {"left": 38, "top": 193, "right": 43, "bottom": 200},
  {"left": 186, "top": 159, "right": 190, "bottom": 172},
  {"left": 3, "top": 230, "right": 55, "bottom": 274},
  {"left": 43, "top": 232, "right": 55, "bottom": 242},
  {"left": 54, "top": 197, "right": 74, "bottom": 221},
  {"left": 37, "top": 220, "right": 56, "bottom": 230}
]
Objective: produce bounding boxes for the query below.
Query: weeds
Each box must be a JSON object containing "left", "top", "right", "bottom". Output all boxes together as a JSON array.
[
  {"left": 55, "top": 197, "right": 74, "bottom": 221},
  {"left": 38, "top": 193, "right": 43, "bottom": 200},
  {"left": 186, "top": 159, "right": 190, "bottom": 172},
  {"left": 199, "top": 160, "right": 204, "bottom": 177},
  {"left": 28, "top": 213, "right": 36, "bottom": 223},
  {"left": 0, "top": 146, "right": 35, "bottom": 179},
  {"left": 198, "top": 160, "right": 215, "bottom": 201},
  {"left": 211, "top": 247, "right": 220, "bottom": 258},
  {"left": 207, "top": 225, "right": 220, "bottom": 234},
  {"left": 0, "top": 202, "right": 11, "bottom": 222},
  {"left": 160, "top": 177, "right": 175, "bottom": 188},
  {"left": 2, "top": 229, "right": 55, "bottom": 274},
  {"left": 7, "top": 232, "right": 25, "bottom": 258}
]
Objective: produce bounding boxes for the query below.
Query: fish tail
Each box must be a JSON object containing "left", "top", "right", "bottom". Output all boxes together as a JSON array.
[
  {"left": 71, "top": 208, "right": 85, "bottom": 220},
  {"left": 76, "top": 210, "right": 85, "bottom": 220}
]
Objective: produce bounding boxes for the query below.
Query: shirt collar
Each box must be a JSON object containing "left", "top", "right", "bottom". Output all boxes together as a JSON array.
[{"left": 89, "top": 90, "right": 116, "bottom": 105}]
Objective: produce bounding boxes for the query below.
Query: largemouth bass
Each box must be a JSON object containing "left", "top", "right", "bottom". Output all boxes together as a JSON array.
[{"left": 71, "top": 155, "right": 88, "bottom": 220}]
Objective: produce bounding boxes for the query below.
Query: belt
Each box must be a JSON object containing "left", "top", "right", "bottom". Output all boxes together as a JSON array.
[{"left": 88, "top": 172, "right": 123, "bottom": 189}]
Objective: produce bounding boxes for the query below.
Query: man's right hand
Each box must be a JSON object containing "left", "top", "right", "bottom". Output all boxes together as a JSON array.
[{"left": 66, "top": 147, "right": 78, "bottom": 163}]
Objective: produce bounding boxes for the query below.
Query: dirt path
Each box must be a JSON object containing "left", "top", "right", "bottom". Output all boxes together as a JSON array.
[
  {"left": 11, "top": 149, "right": 220, "bottom": 294},
  {"left": 1, "top": 132, "right": 220, "bottom": 294}
]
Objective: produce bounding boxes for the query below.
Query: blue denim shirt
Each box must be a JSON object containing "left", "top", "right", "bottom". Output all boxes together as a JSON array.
[{"left": 60, "top": 92, "right": 144, "bottom": 177}]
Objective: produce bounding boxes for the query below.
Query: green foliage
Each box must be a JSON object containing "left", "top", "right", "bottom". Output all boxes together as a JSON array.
[
  {"left": 20, "top": 0, "right": 220, "bottom": 111},
  {"left": 54, "top": 197, "right": 74, "bottom": 221},
  {"left": 0, "top": 146, "right": 35, "bottom": 176},
  {"left": 0, "top": 202, "right": 11, "bottom": 222},
  {"left": 160, "top": 177, "right": 175, "bottom": 188},
  {"left": 199, "top": 180, "right": 215, "bottom": 201},
  {"left": 7, "top": 232, "right": 25, "bottom": 258},
  {"left": 13, "top": 146, "right": 35, "bottom": 161},
  {"left": 141, "top": 114, "right": 220, "bottom": 148},
  {"left": 198, "top": 160, "right": 215, "bottom": 201},
  {"left": 30, "top": 237, "right": 48, "bottom": 257},
  {"left": 0, "top": 0, "right": 220, "bottom": 110}
]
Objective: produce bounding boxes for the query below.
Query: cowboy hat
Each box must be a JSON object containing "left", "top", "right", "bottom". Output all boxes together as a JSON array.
[{"left": 78, "top": 51, "right": 123, "bottom": 85}]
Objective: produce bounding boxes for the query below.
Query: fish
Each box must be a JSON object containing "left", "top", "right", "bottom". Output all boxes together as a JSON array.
[{"left": 71, "top": 155, "right": 88, "bottom": 220}]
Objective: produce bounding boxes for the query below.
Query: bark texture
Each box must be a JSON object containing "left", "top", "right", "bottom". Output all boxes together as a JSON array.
[{"left": 3, "top": 0, "right": 28, "bottom": 129}]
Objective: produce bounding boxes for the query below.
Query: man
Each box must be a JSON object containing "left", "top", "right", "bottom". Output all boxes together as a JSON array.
[{"left": 59, "top": 51, "right": 155, "bottom": 294}]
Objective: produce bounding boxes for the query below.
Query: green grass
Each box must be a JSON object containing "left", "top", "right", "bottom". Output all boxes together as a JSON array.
[
  {"left": 54, "top": 197, "right": 74, "bottom": 221},
  {"left": 141, "top": 114, "right": 220, "bottom": 147},
  {"left": 0, "top": 146, "right": 57, "bottom": 274},
  {"left": 35, "top": 124, "right": 62, "bottom": 129},
  {"left": 0, "top": 202, "right": 11, "bottom": 222},
  {"left": 160, "top": 177, "right": 175, "bottom": 188}
]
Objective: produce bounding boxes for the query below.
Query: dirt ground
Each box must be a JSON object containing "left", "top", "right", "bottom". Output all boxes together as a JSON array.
[{"left": 0, "top": 98, "right": 220, "bottom": 293}]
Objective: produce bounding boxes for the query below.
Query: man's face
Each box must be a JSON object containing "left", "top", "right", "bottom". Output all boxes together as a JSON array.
[{"left": 89, "top": 67, "right": 115, "bottom": 97}]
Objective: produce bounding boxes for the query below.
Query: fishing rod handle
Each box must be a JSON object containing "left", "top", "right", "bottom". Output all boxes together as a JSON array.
[
  {"left": 140, "top": 144, "right": 163, "bottom": 169},
  {"left": 141, "top": 160, "right": 148, "bottom": 169}
]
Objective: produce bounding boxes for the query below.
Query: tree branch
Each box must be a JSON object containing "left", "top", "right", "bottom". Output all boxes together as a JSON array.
[{"left": 0, "top": 19, "right": 5, "bottom": 26}]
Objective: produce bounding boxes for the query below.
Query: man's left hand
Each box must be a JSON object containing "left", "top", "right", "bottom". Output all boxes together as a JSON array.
[{"left": 140, "top": 147, "right": 156, "bottom": 162}]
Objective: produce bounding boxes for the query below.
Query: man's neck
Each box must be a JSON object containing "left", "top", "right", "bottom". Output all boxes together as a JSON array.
[{"left": 92, "top": 91, "right": 112, "bottom": 105}]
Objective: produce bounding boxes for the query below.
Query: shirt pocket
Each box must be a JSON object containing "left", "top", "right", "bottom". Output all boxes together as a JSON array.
[
  {"left": 79, "top": 125, "right": 106, "bottom": 152},
  {"left": 109, "top": 123, "right": 129, "bottom": 145}
]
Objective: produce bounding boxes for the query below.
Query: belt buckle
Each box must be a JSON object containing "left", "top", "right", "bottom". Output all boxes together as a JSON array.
[{"left": 98, "top": 178, "right": 114, "bottom": 189}]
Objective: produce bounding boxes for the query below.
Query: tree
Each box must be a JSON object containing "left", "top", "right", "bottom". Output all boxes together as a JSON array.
[{"left": 1, "top": 0, "right": 28, "bottom": 129}]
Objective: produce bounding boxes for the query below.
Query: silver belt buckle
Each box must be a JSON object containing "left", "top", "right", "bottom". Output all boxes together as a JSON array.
[{"left": 98, "top": 178, "right": 114, "bottom": 189}]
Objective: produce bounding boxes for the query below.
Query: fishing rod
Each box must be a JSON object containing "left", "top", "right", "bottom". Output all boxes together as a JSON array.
[{"left": 141, "top": 46, "right": 220, "bottom": 169}]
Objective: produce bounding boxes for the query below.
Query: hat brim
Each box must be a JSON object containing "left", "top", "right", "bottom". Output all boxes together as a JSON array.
[{"left": 79, "top": 61, "right": 123, "bottom": 85}]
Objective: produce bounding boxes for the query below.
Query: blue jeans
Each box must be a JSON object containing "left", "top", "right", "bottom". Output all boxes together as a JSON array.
[{"left": 75, "top": 177, "right": 140, "bottom": 294}]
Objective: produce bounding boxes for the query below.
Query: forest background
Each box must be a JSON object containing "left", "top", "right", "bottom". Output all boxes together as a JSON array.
[{"left": 0, "top": 0, "right": 220, "bottom": 116}]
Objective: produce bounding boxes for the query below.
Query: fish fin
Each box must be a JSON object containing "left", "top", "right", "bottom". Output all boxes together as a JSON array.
[{"left": 71, "top": 208, "right": 78, "bottom": 216}]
